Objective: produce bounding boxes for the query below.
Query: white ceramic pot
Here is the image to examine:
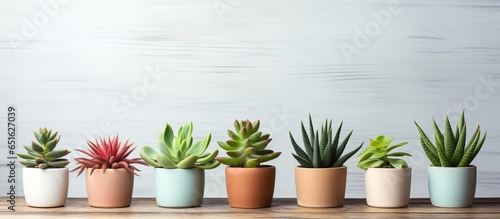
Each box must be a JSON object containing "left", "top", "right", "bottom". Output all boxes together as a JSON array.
[
  {"left": 23, "top": 167, "right": 69, "bottom": 207},
  {"left": 155, "top": 168, "right": 205, "bottom": 208},
  {"left": 364, "top": 167, "right": 412, "bottom": 208}
]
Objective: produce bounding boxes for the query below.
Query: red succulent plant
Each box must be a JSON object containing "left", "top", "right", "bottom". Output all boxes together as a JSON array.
[{"left": 72, "top": 135, "right": 148, "bottom": 176}]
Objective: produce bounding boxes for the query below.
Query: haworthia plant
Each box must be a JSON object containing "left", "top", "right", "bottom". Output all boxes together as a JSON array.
[
  {"left": 414, "top": 111, "right": 487, "bottom": 167},
  {"left": 290, "top": 115, "right": 363, "bottom": 168},
  {"left": 216, "top": 119, "right": 281, "bottom": 168},
  {"left": 140, "top": 122, "right": 220, "bottom": 169},
  {"left": 17, "top": 128, "right": 70, "bottom": 169}
]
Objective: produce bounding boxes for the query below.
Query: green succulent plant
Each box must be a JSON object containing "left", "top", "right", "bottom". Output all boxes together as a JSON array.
[
  {"left": 140, "top": 122, "right": 220, "bottom": 169},
  {"left": 17, "top": 127, "right": 70, "bottom": 169},
  {"left": 415, "top": 111, "right": 487, "bottom": 167},
  {"left": 290, "top": 115, "right": 363, "bottom": 168},
  {"left": 357, "top": 135, "right": 411, "bottom": 169},
  {"left": 216, "top": 119, "right": 281, "bottom": 167}
]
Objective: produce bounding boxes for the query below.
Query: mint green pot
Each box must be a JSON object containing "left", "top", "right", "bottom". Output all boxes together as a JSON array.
[
  {"left": 428, "top": 165, "right": 476, "bottom": 208},
  {"left": 155, "top": 168, "right": 205, "bottom": 208}
]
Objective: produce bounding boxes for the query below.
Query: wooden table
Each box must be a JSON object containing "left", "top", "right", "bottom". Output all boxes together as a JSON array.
[{"left": 1, "top": 198, "right": 500, "bottom": 218}]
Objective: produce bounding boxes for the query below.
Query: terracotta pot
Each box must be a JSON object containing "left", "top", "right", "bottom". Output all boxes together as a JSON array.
[
  {"left": 155, "top": 168, "right": 205, "bottom": 208},
  {"left": 23, "top": 167, "right": 69, "bottom": 207},
  {"left": 428, "top": 165, "right": 476, "bottom": 207},
  {"left": 86, "top": 168, "right": 134, "bottom": 208},
  {"left": 364, "top": 167, "right": 412, "bottom": 208},
  {"left": 225, "top": 166, "right": 276, "bottom": 209},
  {"left": 295, "top": 165, "right": 347, "bottom": 208}
]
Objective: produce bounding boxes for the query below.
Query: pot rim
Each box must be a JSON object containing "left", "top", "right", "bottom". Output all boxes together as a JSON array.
[
  {"left": 364, "top": 167, "right": 412, "bottom": 171},
  {"left": 295, "top": 165, "right": 346, "bottom": 170},
  {"left": 225, "top": 165, "right": 275, "bottom": 169},
  {"left": 154, "top": 167, "right": 204, "bottom": 171},
  {"left": 23, "top": 167, "right": 68, "bottom": 171},
  {"left": 428, "top": 165, "right": 476, "bottom": 169}
]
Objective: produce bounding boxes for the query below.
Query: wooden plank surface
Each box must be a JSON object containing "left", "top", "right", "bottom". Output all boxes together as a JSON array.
[{"left": 1, "top": 198, "right": 500, "bottom": 218}]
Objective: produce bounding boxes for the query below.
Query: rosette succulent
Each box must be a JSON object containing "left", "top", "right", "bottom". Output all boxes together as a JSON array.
[
  {"left": 140, "top": 122, "right": 220, "bottom": 169},
  {"left": 216, "top": 119, "right": 281, "bottom": 167},
  {"left": 17, "top": 127, "right": 70, "bottom": 169}
]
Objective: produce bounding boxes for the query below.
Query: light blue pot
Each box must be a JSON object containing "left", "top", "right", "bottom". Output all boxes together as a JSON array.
[
  {"left": 155, "top": 168, "right": 205, "bottom": 208},
  {"left": 428, "top": 165, "right": 476, "bottom": 208}
]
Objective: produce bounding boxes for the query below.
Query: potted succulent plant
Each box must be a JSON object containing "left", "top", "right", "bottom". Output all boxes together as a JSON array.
[
  {"left": 140, "top": 121, "right": 220, "bottom": 208},
  {"left": 415, "top": 111, "right": 487, "bottom": 208},
  {"left": 216, "top": 119, "right": 281, "bottom": 209},
  {"left": 357, "top": 135, "right": 412, "bottom": 208},
  {"left": 72, "top": 135, "right": 148, "bottom": 208},
  {"left": 290, "top": 115, "right": 363, "bottom": 208},
  {"left": 17, "top": 128, "right": 70, "bottom": 207}
]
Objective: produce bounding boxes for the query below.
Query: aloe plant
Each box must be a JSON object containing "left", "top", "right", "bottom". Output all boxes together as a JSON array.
[
  {"left": 290, "top": 115, "right": 363, "bottom": 168},
  {"left": 140, "top": 122, "right": 220, "bottom": 169},
  {"left": 17, "top": 128, "right": 70, "bottom": 169},
  {"left": 415, "top": 111, "right": 486, "bottom": 167},
  {"left": 216, "top": 119, "right": 281, "bottom": 167},
  {"left": 357, "top": 135, "right": 411, "bottom": 169}
]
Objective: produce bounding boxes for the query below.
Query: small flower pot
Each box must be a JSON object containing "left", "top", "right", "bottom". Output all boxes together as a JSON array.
[
  {"left": 225, "top": 165, "right": 276, "bottom": 209},
  {"left": 295, "top": 165, "right": 347, "bottom": 208},
  {"left": 364, "top": 167, "right": 412, "bottom": 208},
  {"left": 428, "top": 165, "right": 476, "bottom": 208},
  {"left": 23, "top": 167, "right": 69, "bottom": 207},
  {"left": 86, "top": 168, "right": 134, "bottom": 208},
  {"left": 155, "top": 168, "right": 205, "bottom": 208}
]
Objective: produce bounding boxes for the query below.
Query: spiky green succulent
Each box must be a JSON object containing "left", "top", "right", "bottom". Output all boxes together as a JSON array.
[
  {"left": 216, "top": 119, "right": 281, "bottom": 168},
  {"left": 140, "top": 122, "right": 220, "bottom": 169},
  {"left": 357, "top": 135, "right": 411, "bottom": 169},
  {"left": 17, "top": 128, "right": 70, "bottom": 169},
  {"left": 415, "top": 111, "right": 487, "bottom": 167},
  {"left": 290, "top": 115, "right": 363, "bottom": 168}
]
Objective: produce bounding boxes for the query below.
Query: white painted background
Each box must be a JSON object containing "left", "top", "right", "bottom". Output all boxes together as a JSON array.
[{"left": 1, "top": 0, "right": 499, "bottom": 198}]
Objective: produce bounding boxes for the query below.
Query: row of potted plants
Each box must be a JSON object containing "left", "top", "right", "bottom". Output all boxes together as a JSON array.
[{"left": 17, "top": 111, "right": 487, "bottom": 209}]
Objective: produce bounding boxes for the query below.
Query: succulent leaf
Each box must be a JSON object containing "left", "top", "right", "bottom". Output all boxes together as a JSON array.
[
  {"left": 444, "top": 116, "right": 456, "bottom": 161},
  {"left": 246, "top": 158, "right": 260, "bottom": 168},
  {"left": 451, "top": 124, "right": 467, "bottom": 166},
  {"left": 139, "top": 146, "right": 162, "bottom": 168},
  {"left": 196, "top": 160, "right": 220, "bottom": 169},
  {"left": 16, "top": 153, "right": 36, "bottom": 160},
  {"left": 197, "top": 149, "right": 218, "bottom": 163}
]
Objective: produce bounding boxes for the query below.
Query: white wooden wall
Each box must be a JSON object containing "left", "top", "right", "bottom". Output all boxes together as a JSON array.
[{"left": 1, "top": 0, "right": 499, "bottom": 198}]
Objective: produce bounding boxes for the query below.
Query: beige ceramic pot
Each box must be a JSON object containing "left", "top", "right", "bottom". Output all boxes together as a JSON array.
[
  {"left": 225, "top": 165, "right": 276, "bottom": 209},
  {"left": 364, "top": 167, "right": 412, "bottom": 208},
  {"left": 86, "top": 168, "right": 134, "bottom": 208},
  {"left": 295, "top": 166, "right": 347, "bottom": 208}
]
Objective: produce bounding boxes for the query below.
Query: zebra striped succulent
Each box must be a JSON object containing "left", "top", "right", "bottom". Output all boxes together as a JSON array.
[
  {"left": 290, "top": 115, "right": 363, "bottom": 168},
  {"left": 415, "top": 111, "right": 487, "bottom": 167}
]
